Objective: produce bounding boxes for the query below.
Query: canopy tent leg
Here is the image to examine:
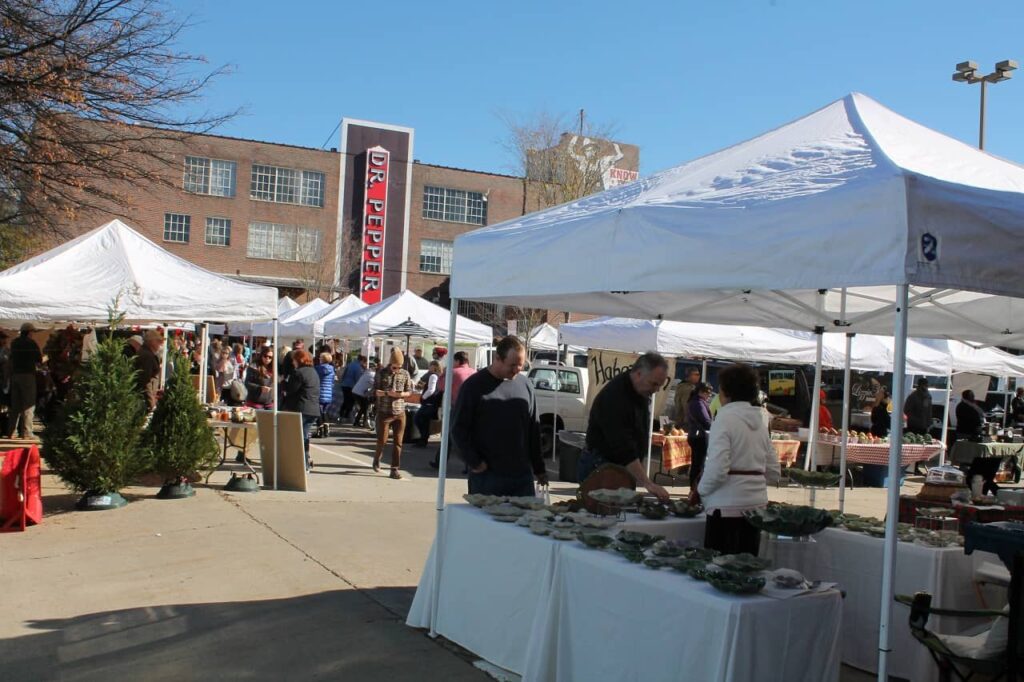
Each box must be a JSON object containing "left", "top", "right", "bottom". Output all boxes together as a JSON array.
[
  {"left": 199, "top": 323, "right": 209, "bottom": 404},
  {"left": 429, "top": 300, "right": 459, "bottom": 639},
  {"left": 805, "top": 331, "right": 825, "bottom": 471},
  {"left": 273, "top": 318, "right": 279, "bottom": 492},
  {"left": 552, "top": 342, "right": 561, "bottom": 462},
  {"left": 839, "top": 332, "right": 853, "bottom": 513},
  {"left": 805, "top": 290, "right": 827, "bottom": 474},
  {"left": 645, "top": 393, "right": 655, "bottom": 479},
  {"left": 160, "top": 324, "right": 169, "bottom": 391},
  {"left": 700, "top": 358, "right": 707, "bottom": 382},
  {"left": 940, "top": 369, "right": 952, "bottom": 465},
  {"left": 877, "top": 284, "right": 909, "bottom": 682}
]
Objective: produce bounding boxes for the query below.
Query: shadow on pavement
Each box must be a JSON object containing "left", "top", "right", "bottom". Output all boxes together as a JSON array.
[{"left": 0, "top": 588, "right": 484, "bottom": 682}]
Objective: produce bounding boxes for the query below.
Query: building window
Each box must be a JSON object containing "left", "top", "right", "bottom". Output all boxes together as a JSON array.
[
  {"left": 183, "top": 157, "right": 236, "bottom": 197},
  {"left": 247, "top": 222, "right": 322, "bottom": 261},
  {"left": 419, "top": 239, "right": 453, "bottom": 274},
  {"left": 205, "top": 217, "right": 231, "bottom": 246},
  {"left": 163, "top": 213, "right": 190, "bottom": 243},
  {"left": 249, "top": 164, "right": 325, "bottom": 207},
  {"left": 422, "top": 186, "right": 487, "bottom": 225}
]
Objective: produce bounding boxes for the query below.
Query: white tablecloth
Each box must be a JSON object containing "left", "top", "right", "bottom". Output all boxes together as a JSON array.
[
  {"left": 769, "top": 528, "right": 981, "bottom": 682},
  {"left": 408, "top": 505, "right": 842, "bottom": 681}
]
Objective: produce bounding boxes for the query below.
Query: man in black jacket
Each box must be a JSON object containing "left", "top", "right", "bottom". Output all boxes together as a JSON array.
[
  {"left": 580, "top": 352, "right": 671, "bottom": 502},
  {"left": 453, "top": 336, "right": 546, "bottom": 497},
  {"left": 903, "top": 378, "right": 933, "bottom": 436},
  {"left": 7, "top": 323, "right": 42, "bottom": 439}
]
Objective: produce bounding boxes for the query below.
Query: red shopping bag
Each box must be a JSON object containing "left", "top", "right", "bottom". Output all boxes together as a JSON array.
[{"left": 1, "top": 445, "right": 43, "bottom": 531}]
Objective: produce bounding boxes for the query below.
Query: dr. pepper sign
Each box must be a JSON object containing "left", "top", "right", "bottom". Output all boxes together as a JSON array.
[{"left": 360, "top": 146, "right": 389, "bottom": 304}]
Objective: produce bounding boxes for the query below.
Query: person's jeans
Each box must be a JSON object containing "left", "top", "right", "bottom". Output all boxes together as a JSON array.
[
  {"left": 414, "top": 404, "right": 438, "bottom": 444},
  {"left": 376, "top": 412, "right": 406, "bottom": 469},
  {"left": 468, "top": 469, "right": 536, "bottom": 497},
  {"left": 576, "top": 449, "right": 604, "bottom": 484},
  {"left": 8, "top": 373, "right": 36, "bottom": 439},
  {"left": 353, "top": 395, "right": 369, "bottom": 427},
  {"left": 687, "top": 432, "right": 708, "bottom": 490},
  {"left": 340, "top": 386, "right": 355, "bottom": 418},
  {"left": 301, "top": 414, "right": 318, "bottom": 468}
]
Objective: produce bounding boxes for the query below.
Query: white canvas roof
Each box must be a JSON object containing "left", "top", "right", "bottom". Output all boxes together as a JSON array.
[
  {"left": 278, "top": 296, "right": 300, "bottom": 315},
  {"left": 283, "top": 295, "right": 367, "bottom": 337},
  {"left": 0, "top": 219, "right": 277, "bottom": 323},
  {"left": 251, "top": 298, "right": 329, "bottom": 338},
  {"left": 322, "top": 290, "right": 492, "bottom": 344},
  {"left": 526, "top": 323, "right": 585, "bottom": 353},
  {"left": 561, "top": 316, "right": 1024, "bottom": 377},
  {"left": 452, "top": 93, "right": 1024, "bottom": 348}
]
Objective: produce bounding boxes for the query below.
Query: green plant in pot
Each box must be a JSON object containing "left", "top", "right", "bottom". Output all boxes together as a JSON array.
[
  {"left": 43, "top": 336, "right": 151, "bottom": 510},
  {"left": 141, "top": 351, "right": 219, "bottom": 498}
]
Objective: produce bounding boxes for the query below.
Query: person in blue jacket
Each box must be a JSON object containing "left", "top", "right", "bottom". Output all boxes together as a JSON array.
[{"left": 315, "top": 352, "right": 336, "bottom": 433}]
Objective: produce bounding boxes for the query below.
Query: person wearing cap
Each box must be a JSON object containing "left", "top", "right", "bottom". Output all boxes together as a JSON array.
[
  {"left": 904, "top": 378, "right": 933, "bottom": 436},
  {"left": 7, "top": 323, "right": 42, "bottom": 439},
  {"left": 134, "top": 329, "right": 164, "bottom": 411},
  {"left": 372, "top": 349, "right": 414, "bottom": 479},
  {"left": 124, "top": 334, "right": 142, "bottom": 359}
]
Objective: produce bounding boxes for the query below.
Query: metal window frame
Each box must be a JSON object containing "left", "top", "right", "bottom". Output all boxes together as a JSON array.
[
  {"left": 204, "top": 216, "right": 231, "bottom": 246},
  {"left": 422, "top": 185, "right": 487, "bottom": 225},
  {"left": 163, "top": 212, "right": 191, "bottom": 243}
]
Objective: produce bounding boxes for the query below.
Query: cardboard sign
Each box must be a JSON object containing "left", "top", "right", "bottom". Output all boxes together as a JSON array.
[{"left": 585, "top": 350, "right": 676, "bottom": 416}]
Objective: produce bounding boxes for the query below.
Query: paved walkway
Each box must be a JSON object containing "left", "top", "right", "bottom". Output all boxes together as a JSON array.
[{"left": 0, "top": 426, "right": 907, "bottom": 681}]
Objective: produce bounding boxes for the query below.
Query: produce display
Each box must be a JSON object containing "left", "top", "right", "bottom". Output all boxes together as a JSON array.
[
  {"left": 669, "top": 499, "right": 704, "bottom": 518},
  {"left": 712, "top": 553, "right": 772, "bottom": 573},
  {"left": 587, "top": 488, "right": 645, "bottom": 508},
  {"left": 770, "top": 568, "right": 808, "bottom": 589},
  {"left": 818, "top": 427, "right": 935, "bottom": 445},
  {"left": 616, "top": 529, "right": 660, "bottom": 547},
  {"left": 827, "top": 510, "right": 964, "bottom": 547},
  {"left": 743, "top": 503, "right": 833, "bottom": 537},
  {"left": 704, "top": 571, "right": 767, "bottom": 595},
  {"left": 787, "top": 469, "right": 841, "bottom": 488},
  {"left": 637, "top": 500, "right": 669, "bottom": 520},
  {"left": 578, "top": 532, "right": 615, "bottom": 549},
  {"left": 206, "top": 406, "right": 256, "bottom": 423}
]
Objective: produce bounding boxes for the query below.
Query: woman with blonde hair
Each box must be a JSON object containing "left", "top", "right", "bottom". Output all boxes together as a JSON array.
[{"left": 373, "top": 348, "right": 414, "bottom": 479}]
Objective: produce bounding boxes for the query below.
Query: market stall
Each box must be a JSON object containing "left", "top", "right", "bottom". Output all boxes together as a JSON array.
[
  {"left": 322, "top": 289, "right": 491, "bottom": 345},
  {"left": 408, "top": 504, "right": 842, "bottom": 682},
  {"left": 425, "top": 93, "right": 1024, "bottom": 679}
]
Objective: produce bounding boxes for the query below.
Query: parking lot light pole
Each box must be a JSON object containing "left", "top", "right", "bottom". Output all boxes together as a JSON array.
[{"left": 952, "top": 59, "right": 1018, "bottom": 150}]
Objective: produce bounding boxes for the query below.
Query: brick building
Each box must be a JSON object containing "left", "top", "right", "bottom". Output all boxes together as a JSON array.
[{"left": 54, "top": 118, "right": 639, "bottom": 327}]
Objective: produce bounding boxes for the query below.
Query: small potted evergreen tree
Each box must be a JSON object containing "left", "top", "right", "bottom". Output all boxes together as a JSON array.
[
  {"left": 142, "top": 350, "right": 219, "bottom": 498},
  {"left": 44, "top": 335, "right": 150, "bottom": 510}
]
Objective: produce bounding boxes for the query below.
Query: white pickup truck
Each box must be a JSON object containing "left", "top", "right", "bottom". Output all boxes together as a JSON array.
[{"left": 527, "top": 364, "right": 589, "bottom": 455}]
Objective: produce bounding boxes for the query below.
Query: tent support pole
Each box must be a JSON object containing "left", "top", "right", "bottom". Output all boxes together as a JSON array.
[
  {"left": 700, "top": 359, "right": 707, "bottom": 382},
  {"left": 839, "top": 333, "right": 853, "bottom": 513},
  {"left": 645, "top": 393, "right": 655, "bottom": 479},
  {"left": 805, "top": 293, "right": 826, "bottom": 472},
  {"left": 878, "top": 284, "right": 909, "bottom": 682},
  {"left": 273, "top": 318, "right": 279, "bottom": 492},
  {"left": 429, "top": 300, "right": 459, "bottom": 639},
  {"left": 199, "top": 324, "right": 208, "bottom": 404},
  {"left": 160, "top": 324, "right": 169, "bottom": 390},
  {"left": 552, "top": 342, "right": 561, "bottom": 462},
  {"left": 940, "top": 369, "right": 953, "bottom": 465}
]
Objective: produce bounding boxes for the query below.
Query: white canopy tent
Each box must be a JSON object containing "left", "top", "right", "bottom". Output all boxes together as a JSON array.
[
  {"left": 277, "top": 294, "right": 367, "bottom": 338},
  {"left": 251, "top": 298, "right": 329, "bottom": 338},
  {"left": 278, "top": 296, "right": 300, "bottom": 315},
  {"left": 322, "top": 290, "right": 492, "bottom": 344},
  {"left": 429, "top": 93, "right": 1024, "bottom": 680},
  {"left": 526, "top": 323, "right": 584, "bottom": 353},
  {"left": 0, "top": 219, "right": 277, "bottom": 323}
]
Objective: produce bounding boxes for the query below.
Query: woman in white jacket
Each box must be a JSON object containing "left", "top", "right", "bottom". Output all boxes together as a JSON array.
[{"left": 697, "top": 364, "right": 781, "bottom": 555}]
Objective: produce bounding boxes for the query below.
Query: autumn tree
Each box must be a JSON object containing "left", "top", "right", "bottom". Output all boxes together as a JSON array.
[{"left": 0, "top": 0, "right": 233, "bottom": 244}]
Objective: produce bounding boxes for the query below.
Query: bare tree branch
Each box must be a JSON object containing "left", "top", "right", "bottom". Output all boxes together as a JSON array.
[{"left": 0, "top": 0, "right": 236, "bottom": 242}]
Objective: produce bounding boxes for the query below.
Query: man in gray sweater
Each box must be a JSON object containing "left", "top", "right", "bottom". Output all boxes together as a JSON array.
[{"left": 452, "top": 335, "right": 547, "bottom": 497}]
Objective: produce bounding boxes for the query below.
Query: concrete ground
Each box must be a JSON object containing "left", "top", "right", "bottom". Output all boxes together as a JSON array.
[{"left": 0, "top": 426, "right": 913, "bottom": 681}]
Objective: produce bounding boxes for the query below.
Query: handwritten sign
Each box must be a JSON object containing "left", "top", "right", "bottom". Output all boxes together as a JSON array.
[{"left": 586, "top": 350, "right": 676, "bottom": 416}]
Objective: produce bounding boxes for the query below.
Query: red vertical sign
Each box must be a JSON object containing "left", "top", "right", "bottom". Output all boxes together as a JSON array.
[{"left": 360, "top": 146, "right": 389, "bottom": 304}]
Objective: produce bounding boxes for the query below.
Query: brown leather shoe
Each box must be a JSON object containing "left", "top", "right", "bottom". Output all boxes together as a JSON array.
[
  {"left": 389, "top": 468, "right": 402, "bottom": 480},
  {"left": 372, "top": 456, "right": 381, "bottom": 472}
]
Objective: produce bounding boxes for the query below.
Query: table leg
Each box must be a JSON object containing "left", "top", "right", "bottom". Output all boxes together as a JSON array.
[{"left": 205, "top": 427, "right": 230, "bottom": 484}]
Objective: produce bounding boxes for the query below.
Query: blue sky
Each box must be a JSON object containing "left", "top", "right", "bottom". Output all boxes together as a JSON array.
[{"left": 170, "top": 1, "right": 1024, "bottom": 176}]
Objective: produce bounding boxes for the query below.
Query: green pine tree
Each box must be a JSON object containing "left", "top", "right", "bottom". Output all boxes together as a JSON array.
[
  {"left": 43, "top": 336, "right": 150, "bottom": 495},
  {"left": 141, "top": 350, "right": 218, "bottom": 482}
]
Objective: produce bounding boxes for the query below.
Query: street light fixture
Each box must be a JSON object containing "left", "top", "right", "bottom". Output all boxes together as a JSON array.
[{"left": 952, "top": 59, "right": 1018, "bottom": 149}]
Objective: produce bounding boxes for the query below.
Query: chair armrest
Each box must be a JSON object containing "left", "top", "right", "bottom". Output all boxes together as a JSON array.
[{"left": 896, "top": 594, "right": 1006, "bottom": 618}]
